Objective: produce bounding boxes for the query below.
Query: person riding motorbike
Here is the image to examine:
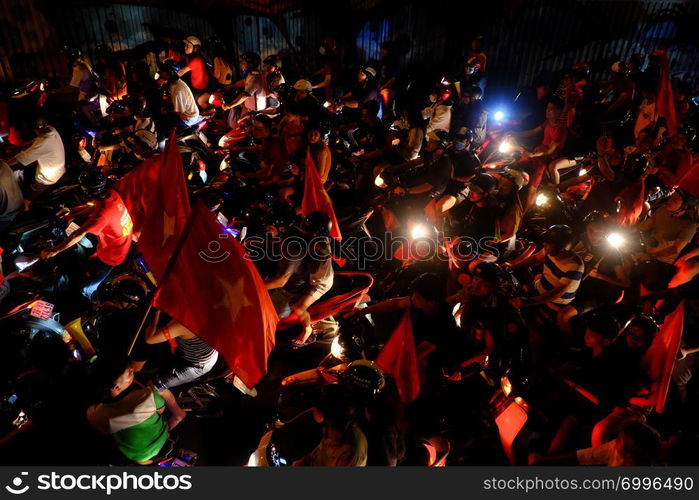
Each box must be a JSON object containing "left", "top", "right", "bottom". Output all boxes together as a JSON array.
[
  {"left": 422, "top": 84, "right": 453, "bottom": 135},
  {"left": 0, "top": 159, "right": 22, "bottom": 234},
  {"left": 291, "top": 383, "right": 368, "bottom": 466},
  {"left": 265, "top": 211, "right": 335, "bottom": 345},
  {"left": 155, "top": 59, "right": 200, "bottom": 131},
  {"left": 40, "top": 170, "right": 133, "bottom": 301},
  {"left": 451, "top": 85, "right": 487, "bottom": 148},
  {"left": 178, "top": 36, "right": 210, "bottom": 109},
  {"left": 8, "top": 115, "right": 66, "bottom": 205}
]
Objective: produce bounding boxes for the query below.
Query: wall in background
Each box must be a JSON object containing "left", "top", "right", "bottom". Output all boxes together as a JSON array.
[{"left": 0, "top": 0, "right": 698, "bottom": 92}]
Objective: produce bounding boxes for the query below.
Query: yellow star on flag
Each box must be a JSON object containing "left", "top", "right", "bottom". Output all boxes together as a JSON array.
[{"left": 213, "top": 277, "right": 252, "bottom": 323}]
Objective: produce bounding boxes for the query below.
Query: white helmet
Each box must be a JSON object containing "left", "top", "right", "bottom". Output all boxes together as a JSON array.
[
  {"left": 293, "top": 79, "right": 313, "bottom": 92},
  {"left": 184, "top": 36, "right": 202, "bottom": 47}
]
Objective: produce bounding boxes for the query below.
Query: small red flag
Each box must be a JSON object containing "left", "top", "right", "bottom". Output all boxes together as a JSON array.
[
  {"left": 115, "top": 130, "right": 191, "bottom": 280},
  {"left": 153, "top": 201, "right": 278, "bottom": 389},
  {"left": 641, "top": 302, "right": 684, "bottom": 413},
  {"left": 302, "top": 148, "right": 342, "bottom": 242},
  {"left": 653, "top": 50, "right": 678, "bottom": 137},
  {"left": 376, "top": 310, "right": 420, "bottom": 403}
]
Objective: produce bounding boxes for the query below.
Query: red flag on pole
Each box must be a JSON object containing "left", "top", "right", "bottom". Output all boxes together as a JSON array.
[
  {"left": 153, "top": 201, "right": 278, "bottom": 389},
  {"left": 641, "top": 302, "right": 684, "bottom": 413},
  {"left": 115, "top": 130, "right": 191, "bottom": 280},
  {"left": 653, "top": 50, "right": 678, "bottom": 137},
  {"left": 376, "top": 310, "right": 420, "bottom": 403},
  {"left": 302, "top": 148, "right": 342, "bottom": 242},
  {"left": 677, "top": 158, "right": 699, "bottom": 198}
]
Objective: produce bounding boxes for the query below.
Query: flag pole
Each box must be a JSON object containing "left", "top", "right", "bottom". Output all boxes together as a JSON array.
[{"left": 127, "top": 205, "right": 199, "bottom": 356}]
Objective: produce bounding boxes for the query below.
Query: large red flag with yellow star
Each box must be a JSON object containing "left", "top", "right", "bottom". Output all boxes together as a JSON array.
[
  {"left": 153, "top": 201, "right": 278, "bottom": 388},
  {"left": 115, "top": 130, "right": 191, "bottom": 280}
]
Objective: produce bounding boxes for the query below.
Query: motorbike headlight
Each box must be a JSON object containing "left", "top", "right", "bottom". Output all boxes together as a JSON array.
[
  {"left": 501, "top": 375, "right": 513, "bottom": 397},
  {"left": 493, "top": 110, "right": 505, "bottom": 122},
  {"left": 606, "top": 232, "right": 625, "bottom": 249},
  {"left": 498, "top": 139, "right": 513, "bottom": 154},
  {"left": 411, "top": 224, "right": 428, "bottom": 240},
  {"left": 579, "top": 168, "right": 588, "bottom": 176},
  {"left": 246, "top": 451, "right": 260, "bottom": 467},
  {"left": 374, "top": 174, "right": 387, "bottom": 188},
  {"left": 535, "top": 193, "right": 549, "bottom": 207},
  {"left": 323, "top": 101, "right": 331, "bottom": 108},
  {"left": 330, "top": 336, "right": 345, "bottom": 359},
  {"left": 153, "top": 72, "right": 160, "bottom": 81}
]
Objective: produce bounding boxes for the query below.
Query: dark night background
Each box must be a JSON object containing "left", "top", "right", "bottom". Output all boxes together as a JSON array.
[{"left": 1, "top": 0, "right": 699, "bottom": 95}]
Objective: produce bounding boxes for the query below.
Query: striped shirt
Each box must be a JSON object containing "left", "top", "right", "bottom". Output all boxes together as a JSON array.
[
  {"left": 535, "top": 253, "right": 584, "bottom": 306},
  {"left": 176, "top": 336, "right": 218, "bottom": 367}
]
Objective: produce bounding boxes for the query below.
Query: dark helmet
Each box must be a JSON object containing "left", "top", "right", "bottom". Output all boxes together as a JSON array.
[
  {"left": 301, "top": 210, "right": 332, "bottom": 238},
  {"left": 473, "top": 261, "right": 505, "bottom": 286},
  {"left": 239, "top": 51, "right": 261, "bottom": 68},
  {"left": 627, "top": 314, "right": 659, "bottom": 339},
  {"left": 621, "top": 153, "right": 648, "bottom": 181},
  {"left": 468, "top": 171, "right": 497, "bottom": 195},
  {"left": 316, "top": 383, "right": 357, "bottom": 429},
  {"left": 106, "top": 99, "right": 127, "bottom": 115},
  {"left": 158, "top": 58, "right": 181, "bottom": 76},
  {"left": 263, "top": 54, "right": 282, "bottom": 69},
  {"left": 582, "top": 210, "right": 610, "bottom": 225},
  {"left": 122, "top": 94, "right": 147, "bottom": 115},
  {"left": 61, "top": 45, "right": 82, "bottom": 61},
  {"left": 28, "top": 331, "right": 72, "bottom": 376},
  {"left": 79, "top": 169, "right": 108, "bottom": 198},
  {"left": 101, "top": 274, "right": 149, "bottom": 307},
  {"left": 426, "top": 130, "right": 452, "bottom": 149},
  {"left": 95, "top": 44, "right": 112, "bottom": 57},
  {"left": 34, "top": 115, "right": 50, "bottom": 130},
  {"left": 463, "top": 84, "right": 483, "bottom": 100},
  {"left": 339, "top": 360, "right": 386, "bottom": 398},
  {"left": 542, "top": 224, "right": 574, "bottom": 254}
]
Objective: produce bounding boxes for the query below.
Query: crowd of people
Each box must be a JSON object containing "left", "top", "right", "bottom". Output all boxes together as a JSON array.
[{"left": 0, "top": 31, "right": 698, "bottom": 467}]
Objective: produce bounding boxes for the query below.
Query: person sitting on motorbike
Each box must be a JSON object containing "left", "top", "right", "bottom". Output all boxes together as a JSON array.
[
  {"left": 292, "top": 383, "right": 368, "bottom": 466},
  {"left": 447, "top": 171, "right": 501, "bottom": 242},
  {"left": 509, "top": 224, "right": 584, "bottom": 310},
  {"left": 426, "top": 132, "right": 480, "bottom": 221},
  {"left": 600, "top": 61, "right": 635, "bottom": 123},
  {"left": 533, "top": 420, "right": 661, "bottom": 466},
  {"left": 447, "top": 262, "right": 525, "bottom": 378},
  {"left": 234, "top": 52, "right": 261, "bottom": 86},
  {"left": 93, "top": 44, "right": 127, "bottom": 116},
  {"left": 632, "top": 190, "right": 697, "bottom": 291},
  {"left": 352, "top": 100, "right": 391, "bottom": 196},
  {"left": 654, "top": 127, "right": 694, "bottom": 189},
  {"left": 155, "top": 59, "right": 200, "bottom": 130},
  {"left": 312, "top": 38, "right": 339, "bottom": 102},
  {"left": 491, "top": 167, "right": 529, "bottom": 245},
  {"left": 0, "top": 159, "right": 22, "bottom": 234},
  {"left": 422, "top": 84, "right": 453, "bottom": 135},
  {"left": 308, "top": 123, "right": 332, "bottom": 183},
  {"left": 392, "top": 130, "right": 453, "bottom": 216},
  {"left": 451, "top": 85, "right": 487, "bottom": 149},
  {"left": 177, "top": 36, "right": 210, "bottom": 109},
  {"left": 352, "top": 272, "right": 461, "bottom": 380},
  {"left": 507, "top": 97, "right": 567, "bottom": 211},
  {"left": 556, "top": 211, "right": 631, "bottom": 336},
  {"left": 389, "top": 106, "right": 425, "bottom": 163},
  {"left": 86, "top": 353, "right": 181, "bottom": 464},
  {"left": 8, "top": 115, "right": 66, "bottom": 205},
  {"left": 339, "top": 66, "right": 382, "bottom": 120},
  {"left": 142, "top": 309, "right": 218, "bottom": 405},
  {"left": 262, "top": 54, "right": 285, "bottom": 85},
  {"left": 40, "top": 170, "right": 133, "bottom": 301},
  {"left": 265, "top": 211, "right": 335, "bottom": 345}
]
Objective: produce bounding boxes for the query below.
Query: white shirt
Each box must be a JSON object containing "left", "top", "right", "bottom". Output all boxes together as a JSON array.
[
  {"left": 14, "top": 126, "right": 66, "bottom": 185},
  {"left": 69, "top": 60, "right": 96, "bottom": 101},
  {"left": 170, "top": 79, "right": 200, "bottom": 126},
  {"left": 423, "top": 103, "right": 452, "bottom": 134}
]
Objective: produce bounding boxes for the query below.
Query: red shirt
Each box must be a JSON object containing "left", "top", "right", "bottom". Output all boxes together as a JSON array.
[
  {"left": 541, "top": 120, "right": 567, "bottom": 158},
  {"left": 82, "top": 190, "right": 133, "bottom": 266},
  {"left": 186, "top": 56, "right": 209, "bottom": 90}
]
